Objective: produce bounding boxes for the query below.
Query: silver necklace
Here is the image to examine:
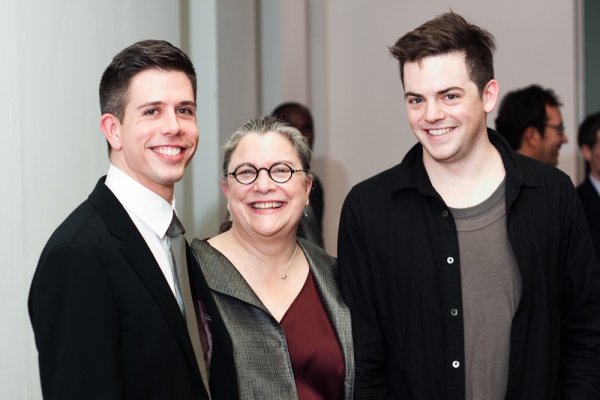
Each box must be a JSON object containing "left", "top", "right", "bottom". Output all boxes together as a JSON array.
[{"left": 237, "top": 240, "right": 298, "bottom": 280}]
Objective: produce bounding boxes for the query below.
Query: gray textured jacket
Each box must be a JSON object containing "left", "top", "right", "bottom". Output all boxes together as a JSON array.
[{"left": 191, "top": 238, "right": 354, "bottom": 399}]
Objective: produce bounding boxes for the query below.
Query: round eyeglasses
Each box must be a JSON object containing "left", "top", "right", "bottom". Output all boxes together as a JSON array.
[{"left": 226, "top": 163, "right": 308, "bottom": 185}]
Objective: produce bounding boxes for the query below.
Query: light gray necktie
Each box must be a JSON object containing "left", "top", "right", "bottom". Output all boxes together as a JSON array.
[{"left": 168, "top": 213, "right": 211, "bottom": 398}]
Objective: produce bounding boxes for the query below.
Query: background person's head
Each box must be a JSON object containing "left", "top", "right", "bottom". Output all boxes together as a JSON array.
[
  {"left": 495, "top": 85, "right": 567, "bottom": 166},
  {"left": 272, "top": 103, "right": 315, "bottom": 150},
  {"left": 578, "top": 111, "right": 600, "bottom": 181},
  {"left": 219, "top": 116, "right": 312, "bottom": 234}
]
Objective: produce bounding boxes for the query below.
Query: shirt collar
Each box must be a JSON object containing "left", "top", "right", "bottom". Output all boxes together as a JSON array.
[
  {"left": 104, "top": 164, "right": 175, "bottom": 238},
  {"left": 390, "top": 129, "right": 530, "bottom": 200},
  {"left": 589, "top": 173, "right": 600, "bottom": 196}
]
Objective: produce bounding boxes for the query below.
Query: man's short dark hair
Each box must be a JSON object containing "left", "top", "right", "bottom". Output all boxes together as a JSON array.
[
  {"left": 272, "top": 102, "right": 312, "bottom": 122},
  {"left": 578, "top": 112, "right": 600, "bottom": 174},
  {"left": 578, "top": 112, "right": 600, "bottom": 150},
  {"left": 388, "top": 12, "right": 496, "bottom": 95},
  {"left": 494, "top": 85, "right": 561, "bottom": 151},
  {"left": 99, "top": 40, "right": 196, "bottom": 155}
]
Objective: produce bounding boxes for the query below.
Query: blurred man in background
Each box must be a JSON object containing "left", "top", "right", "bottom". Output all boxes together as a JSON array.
[
  {"left": 577, "top": 111, "right": 600, "bottom": 259},
  {"left": 273, "top": 102, "right": 325, "bottom": 248},
  {"left": 495, "top": 84, "right": 568, "bottom": 165}
]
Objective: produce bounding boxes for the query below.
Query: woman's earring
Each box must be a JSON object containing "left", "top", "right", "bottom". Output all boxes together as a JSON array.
[
  {"left": 228, "top": 212, "right": 233, "bottom": 222},
  {"left": 303, "top": 206, "right": 308, "bottom": 218}
]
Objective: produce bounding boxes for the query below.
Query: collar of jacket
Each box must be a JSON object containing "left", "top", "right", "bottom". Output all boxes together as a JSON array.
[{"left": 390, "top": 128, "right": 537, "bottom": 208}]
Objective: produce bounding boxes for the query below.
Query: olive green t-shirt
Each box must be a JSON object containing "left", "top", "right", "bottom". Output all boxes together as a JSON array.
[{"left": 450, "top": 179, "right": 522, "bottom": 400}]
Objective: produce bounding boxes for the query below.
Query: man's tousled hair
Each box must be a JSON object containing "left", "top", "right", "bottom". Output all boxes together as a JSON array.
[{"left": 389, "top": 12, "right": 496, "bottom": 95}]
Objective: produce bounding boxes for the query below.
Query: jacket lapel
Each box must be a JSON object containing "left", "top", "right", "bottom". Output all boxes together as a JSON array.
[
  {"left": 192, "top": 239, "right": 269, "bottom": 313},
  {"left": 187, "top": 244, "right": 239, "bottom": 398},
  {"left": 88, "top": 177, "right": 200, "bottom": 376}
]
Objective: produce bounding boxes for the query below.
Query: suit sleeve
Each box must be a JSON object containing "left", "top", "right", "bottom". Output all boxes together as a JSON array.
[
  {"left": 559, "top": 184, "right": 600, "bottom": 398},
  {"left": 29, "top": 242, "right": 125, "bottom": 400},
  {"left": 336, "top": 189, "right": 389, "bottom": 399}
]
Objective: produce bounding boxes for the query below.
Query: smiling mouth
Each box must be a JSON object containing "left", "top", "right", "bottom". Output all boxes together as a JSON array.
[
  {"left": 153, "top": 146, "right": 182, "bottom": 156},
  {"left": 251, "top": 202, "right": 283, "bottom": 210},
  {"left": 427, "top": 128, "right": 452, "bottom": 136}
]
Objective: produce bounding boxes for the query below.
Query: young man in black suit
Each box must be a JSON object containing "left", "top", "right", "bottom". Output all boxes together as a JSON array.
[{"left": 29, "top": 40, "right": 238, "bottom": 400}]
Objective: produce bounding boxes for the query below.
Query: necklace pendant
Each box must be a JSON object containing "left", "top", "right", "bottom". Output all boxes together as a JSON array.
[{"left": 281, "top": 274, "right": 287, "bottom": 280}]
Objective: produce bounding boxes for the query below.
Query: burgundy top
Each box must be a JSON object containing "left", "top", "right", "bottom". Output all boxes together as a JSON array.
[{"left": 280, "top": 271, "right": 345, "bottom": 400}]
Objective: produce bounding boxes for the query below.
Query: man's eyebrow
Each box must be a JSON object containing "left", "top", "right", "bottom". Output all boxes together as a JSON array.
[
  {"left": 437, "top": 86, "right": 463, "bottom": 95},
  {"left": 178, "top": 100, "right": 197, "bottom": 107},
  {"left": 137, "top": 101, "right": 163, "bottom": 110},
  {"left": 404, "top": 91, "right": 420, "bottom": 99},
  {"left": 137, "top": 100, "right": 197, "bottom": 110},
  {"left": 405, "top": 87, "right": 465, "bottom": 100}
]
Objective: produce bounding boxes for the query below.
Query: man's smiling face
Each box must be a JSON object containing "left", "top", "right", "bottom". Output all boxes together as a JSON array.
[
  {"left": 108, "top": 68, "right": 198, "bottom": 199},
  {"left": 403, "top": 52, "right": 497, "bottom": 166}
]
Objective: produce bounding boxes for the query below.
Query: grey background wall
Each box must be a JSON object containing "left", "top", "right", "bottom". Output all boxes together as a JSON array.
[{"left": 0, "top": 0, "right": 586, "bottom": 398}]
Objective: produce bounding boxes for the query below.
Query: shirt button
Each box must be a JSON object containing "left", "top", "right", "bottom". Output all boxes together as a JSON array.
[
  {"left": 452, "top": 361, "right": 460, "bottom": 368},
  {"left": 451, "top": 309, "right": 458, "bottom": 316},
  {"left": 442, "top": 210, "right": 449, "bottom": 217},
  {"left": 447, "top": 257, "right": 454, "bottom": 264}
]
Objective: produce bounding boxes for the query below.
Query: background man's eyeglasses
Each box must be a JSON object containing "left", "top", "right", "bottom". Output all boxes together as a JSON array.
[{"left": 546, "top": 123, "right": 566, "bottom": 135}]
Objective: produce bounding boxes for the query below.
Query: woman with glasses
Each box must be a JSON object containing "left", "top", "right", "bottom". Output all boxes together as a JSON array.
[{"left": 190, "top": 116, "right": 354, "bottom": 399}]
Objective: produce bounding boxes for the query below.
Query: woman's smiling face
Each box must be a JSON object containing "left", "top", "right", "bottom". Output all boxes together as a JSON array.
[{"left": 223, "top": 131, "right": 312, "bottom": 239}]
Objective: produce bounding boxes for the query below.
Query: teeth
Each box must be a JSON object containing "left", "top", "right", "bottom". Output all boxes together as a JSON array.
[
  {"left": 154, "top": 147, "right": 182, "bottom": 156},
  {"left": 429, "top": 128, "right": 451, "bottom": 136},
  {"left": 252, "top": 202, "right": 283, "bottom": 210}
]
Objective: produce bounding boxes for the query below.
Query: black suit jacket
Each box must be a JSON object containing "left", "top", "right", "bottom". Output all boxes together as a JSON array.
[
  {"left": 29, "top": 177, "right": 238, "bottom": 400},
  {"left": 577, "top": 178, "right": 600, "bottom": 261}
]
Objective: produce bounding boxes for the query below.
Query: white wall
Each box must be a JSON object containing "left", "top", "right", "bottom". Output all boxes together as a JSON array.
[
  {"left": 260, "top": 0, "right": 310, "bottom": 113},
  {"left": 311, "top": 0, "right": 580, "bottom": 254},
  {"left": 0, "top": 1, "right": 181, "bottom": 398},
  {"left": 181, "top": 0, "right": 259, "bottom": 241}
]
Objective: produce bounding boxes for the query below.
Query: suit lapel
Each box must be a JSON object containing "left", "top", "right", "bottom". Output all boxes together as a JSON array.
[
  {"left": 88, "top": 177, "right": 200, "bottom": 377},
  {"left": 187, "top": 244, "right": 239, "bottom": 399}
]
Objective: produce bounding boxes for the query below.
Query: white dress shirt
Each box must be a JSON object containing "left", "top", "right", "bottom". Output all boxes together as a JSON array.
[
  {"left": 590, "top": 173, "right": 600, "bottom": 197},
  {"left": 104, "top": 164, "right": 184, "bottom": 311}
]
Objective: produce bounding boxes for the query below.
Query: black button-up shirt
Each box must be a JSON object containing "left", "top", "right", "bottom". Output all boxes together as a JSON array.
[{"left": 337, "top": 129, "right": 600, "bottom": 399}]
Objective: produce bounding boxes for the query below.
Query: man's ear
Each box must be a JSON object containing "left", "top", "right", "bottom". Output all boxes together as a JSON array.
[
  {"left": 522, "top": 126, "right": 542, "bottom": 149},
  {"left": 100, "top": 113, "right": 122, "bottom": 152},
  {"left": 581, "top": 144, "right": 593, "bottom": 164},
  {"left": 483, "top": 79, "right": 499, "bottom": 113}
]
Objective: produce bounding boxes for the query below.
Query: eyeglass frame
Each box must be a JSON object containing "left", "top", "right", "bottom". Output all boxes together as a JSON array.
[
  {"left": 545, "top": 122, "right": 566, "bottom": 135},
  {"left": 225, "top": 162, "right": 309, "bottom": 185}
]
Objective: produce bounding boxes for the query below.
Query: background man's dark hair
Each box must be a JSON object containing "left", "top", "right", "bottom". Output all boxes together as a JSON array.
[
  {"left": 495, "top": 85, "right": 561, "bottom": 151},
  {"left": 578, "top": 111, "right": 600, "bottom": 151},
  {"left": 388, "top": 11, "right": 496, "bottom": 95},
  {"left": 272, "top": 102, "right": 312, "bottom": 122},
  {"left": 99, "top": 40, "right": 197, "bottom": 156},
  {"left": 578, "top": 111, "right": 600, "bottom": 174},
  {"left": 271, "top": 102, "right": 315, "bottom": 150}
]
